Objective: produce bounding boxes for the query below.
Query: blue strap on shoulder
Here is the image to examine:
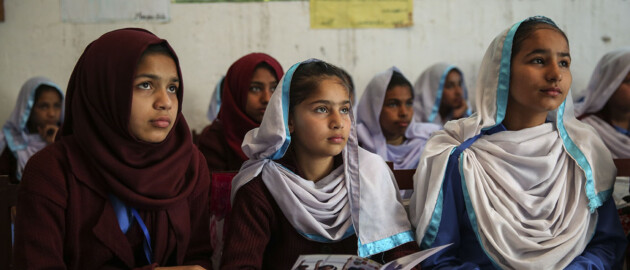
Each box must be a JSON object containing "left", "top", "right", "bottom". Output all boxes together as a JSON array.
[{"left": 109, "top": 194, "right": 153, "bottom": 264}]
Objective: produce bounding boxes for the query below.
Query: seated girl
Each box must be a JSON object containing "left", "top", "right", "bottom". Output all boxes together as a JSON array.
[
  {"left": 410, "top": 16, "right": 626, "bottom": 269},
  {"left": 575, "top": 48, "right": 630, "bottom": 158},
  {"left": 413, "top": 63, "right": 470, "bottom": 125},
  {"left": 197, "top": 53, "right": 283, "bottom": 171},
  {"left": 356, "top": 67, "right": 441, "bottom": 169},
  {"left": 14, "top": 28, "right": 212, "bottom": 269},
  {"left": 221, "top": 60, "right": 420, "bottom": 269},
  {"left": 0, "top": 77, "right": 64, "bottom": 181}
]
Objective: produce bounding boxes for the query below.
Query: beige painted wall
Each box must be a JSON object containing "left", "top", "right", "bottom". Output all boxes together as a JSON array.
[{"left": 1, "top": 0, "right": 629, "bottom": 131}]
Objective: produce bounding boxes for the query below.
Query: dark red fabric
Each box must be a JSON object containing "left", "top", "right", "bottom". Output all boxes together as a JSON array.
[
  {"left": 14, "top": 143, "right": 212, "bottom": 269},
  {"left": 216, "top": 53, "right": 283, "bottom": 161},
  {"left": 197, "top": 119, "right": 246, "bottom": 172},
  {"left": 59, "top": 28, "right": 204, "bottom": 210}
]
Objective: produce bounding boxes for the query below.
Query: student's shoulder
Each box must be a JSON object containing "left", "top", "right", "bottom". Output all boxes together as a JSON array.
[
  {"left": 234, "top": 175, "right": 274, "bottom": 207},
  {"left": 21, "top": 142, "right": 69, "bottom": 204},
  {"left": 358, "top": 147, "right": 389, "bottom": 170}
]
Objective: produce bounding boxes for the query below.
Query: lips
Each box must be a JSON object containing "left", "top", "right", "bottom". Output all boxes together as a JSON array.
[
  {"left": 150, "top": 116, "right": 171, "bottom": 128},
  {"left": 396, "top": 121, "right": 410, "bottom": 128},
  {"left": 327, "top": 135, "right": 345, "bottom": 144},
  {"left": 540, "top": 87, "right": 562, "bottom": 97}
]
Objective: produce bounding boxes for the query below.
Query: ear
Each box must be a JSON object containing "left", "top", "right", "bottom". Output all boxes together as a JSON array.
[{"left": 288, "top": 114, "right": 295, "bottom": 133}]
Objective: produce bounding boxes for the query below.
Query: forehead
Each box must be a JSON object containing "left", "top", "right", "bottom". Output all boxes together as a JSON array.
[
  {"left": 384, "top": 85, "right": 412, "bottom": 99},
  {"left": 307, "top": 78, "right": 349, "bottom": 100},
  {"left": 517, "top": 28, "right": 569, "bottom": 53}
]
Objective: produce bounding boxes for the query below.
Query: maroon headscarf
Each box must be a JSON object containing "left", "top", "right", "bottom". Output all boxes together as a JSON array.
[
  {"left": 59, "top": 28, "right": 206, "bottom": 210},
  {"left": 217, "top": 53, "right": 283, "bottom": 161}
]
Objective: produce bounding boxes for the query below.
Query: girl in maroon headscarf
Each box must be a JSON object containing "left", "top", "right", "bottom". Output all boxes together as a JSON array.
[
  {"left": 13, "top": 28, "right": 212, "bottom": 269},
  {"left": 197, "top": 53, "right": 283, "bottom": 171}
]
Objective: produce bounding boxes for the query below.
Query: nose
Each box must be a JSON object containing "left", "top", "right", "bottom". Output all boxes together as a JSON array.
[
  {"left": 260, "top": 88, "right": 272, "bottom": 105},
  {"left": 399, "top": 104, "right": 411, "bottom": 118},
  {"left": 155, "top": 88, "right": 173, "bottom": 110},
  {"left": 546, "top": 63, "right": 562, "bottom": 82},
  {"left": 455, "top": 85, "right": 463, "bottom": 97},
  {"left": 329, "top": 110, "right": 344, "bottom": 130}
]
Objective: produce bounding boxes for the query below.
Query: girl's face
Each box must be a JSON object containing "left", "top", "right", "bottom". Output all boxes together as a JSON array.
[
  {"left": 607, "top": 71, "right": 630, "bottom": 112},
  {"left": 129, "top": 52, "right": 179, "bottom": 143},
  {"left": 289, "top": 78, "right": 351, "bottom": 159},
  {"left": 30, "top": 88, "right": 62, "bottom": 129},
  {"left": 379, "top": 85, "right": 413, "bottom": 141},
  {"left": 245, "top": 67, "right": 278, "bottom": 123},
  {"left": 508, "top": 28, "right": 572, "bottom": 115},
  {"left": 440, "top": 70, "right": 464, "bottom": 110}
]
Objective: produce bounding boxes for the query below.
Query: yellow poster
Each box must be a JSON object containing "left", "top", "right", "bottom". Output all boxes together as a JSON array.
[{"left": 310, "top": 0, "right": 413, "bottom": 29}]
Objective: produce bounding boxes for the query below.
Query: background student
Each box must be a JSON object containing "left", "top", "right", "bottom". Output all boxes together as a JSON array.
[
  {"left": 0, "top": 77, "right": 64, "bottom": 181},
  {"left": 356, "top": 67, "right": 440, "bottom": 170},
  {"left": 197, "top": 53, "right": 283, "bottom": 171},
  {"left": 413, "top": 63, "right": 470, "bottom": 125},
  {"left": 575, "top": 47, "right": 630, "bottom": 158}
]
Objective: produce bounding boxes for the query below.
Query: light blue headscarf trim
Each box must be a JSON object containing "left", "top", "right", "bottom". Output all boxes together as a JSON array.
[
  {"left": 556, "top": 101, "right": 612, "bottom": 212},
  {"left": 357, "top": 230, "right": 415, "bottom": 257},
  {"left": 427, "top": 65, "right": 456, "bottom": 123},
  {"left": 268, "top": 62, "right": 302, "bottom": 160}
]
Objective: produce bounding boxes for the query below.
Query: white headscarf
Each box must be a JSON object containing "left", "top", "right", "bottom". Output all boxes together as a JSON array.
[
  {"left": 356, "top": 67, "right": 441, "bottom": 169},
  {"left": 0, "top": 77, "right": 65, "bottom": 180},
  {"left": 231, "top": 59, "right": 415, "bottom": 257},
  {"left": 409, "top": 16, "right": 616, "bottom": 269},
  {"left": 206, "top": 76, "right": 224, "bottom": 122},
  {"left": 413, "top": 63, "right": 470, "bottom": 124},
  {"left": 574, "top": 48, "right": 630, "bottom": 158}
]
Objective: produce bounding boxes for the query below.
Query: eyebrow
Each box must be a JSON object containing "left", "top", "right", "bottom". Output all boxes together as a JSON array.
[
  {"left": 308, "top": 99, "right": 351, "bottom": 106},
  {"left": 526, "top": 49, "right": 571, "bottom": 59},
  {"left": 135, "top": 73, "right": 180, "bottom": 83}
]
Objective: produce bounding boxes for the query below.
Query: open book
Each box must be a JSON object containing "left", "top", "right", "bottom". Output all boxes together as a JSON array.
[{"left": 291, "top": 243, "right": 451, "bottom": 270}]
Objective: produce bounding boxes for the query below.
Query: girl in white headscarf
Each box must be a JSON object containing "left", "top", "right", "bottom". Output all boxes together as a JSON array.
[
  {"left": 413, "top": 63, "right": 471, "bottom": 125},
  {"left": 221, "top": 60, "right": 420, "bottom": 270},
  {"left": 575, "top": 48, "right": 630, "bottom": 158},
  {"left": 356, "top": 67, "right": 441, "bottom": 169},
  {"left": 410, "top": 16, "right": 626, "bottom": 269},
  {"left": 0, "top": 77, "right": 64, "bottom": 180}
]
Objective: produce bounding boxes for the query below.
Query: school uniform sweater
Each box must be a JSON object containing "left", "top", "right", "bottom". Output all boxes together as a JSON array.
[{"left": 13, "top": 141, "right": 213, "bottom": 269}]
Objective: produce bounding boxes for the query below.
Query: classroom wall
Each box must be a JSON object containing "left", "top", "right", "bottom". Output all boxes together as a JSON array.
[{"left": 1, "top": 0, "right": 629, "bottom": 132}]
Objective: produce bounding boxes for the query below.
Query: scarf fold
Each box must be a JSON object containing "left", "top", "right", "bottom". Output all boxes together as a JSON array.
[{"left": 410, "top": 16, "right": 616, "bottom": 269}]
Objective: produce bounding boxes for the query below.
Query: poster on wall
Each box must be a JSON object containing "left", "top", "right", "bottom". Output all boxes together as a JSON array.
[
  {"left": 61, "top": 0, "right": 170, "bottom": 23},
  {"left": 310, "top": 0, "right": 413, "bottom": 29}
]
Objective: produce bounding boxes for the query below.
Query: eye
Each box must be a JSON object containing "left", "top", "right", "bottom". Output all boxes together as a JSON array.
[
  {"left": 250, "top": 86, "right": 262, "bottom": 92},
  {"left": 559, "top": 60, "right": 570, "bottom": 68},
  {"left": 137, "top": 82, "right": 151, "bottom": 90},
  {"left": 531, "top": 58, "right": 544, "bottom": 65},
  {"left": 315, "top": 106, "right": 328, "bottom": 113},
  {"left": 406, "top": 100, "right": 414, "bottom": 107},
  {"left": 167, "top": 85, "right": 178, "bottom": 93},
  {"left": 270, "top": 85, "right": 278, "bottom": 93},
  {"left": 386, "top": 102, "right": 398, "bottom": 108},
  {"left": 340, "top": 107, "right": 350, "bottom": 114}
]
